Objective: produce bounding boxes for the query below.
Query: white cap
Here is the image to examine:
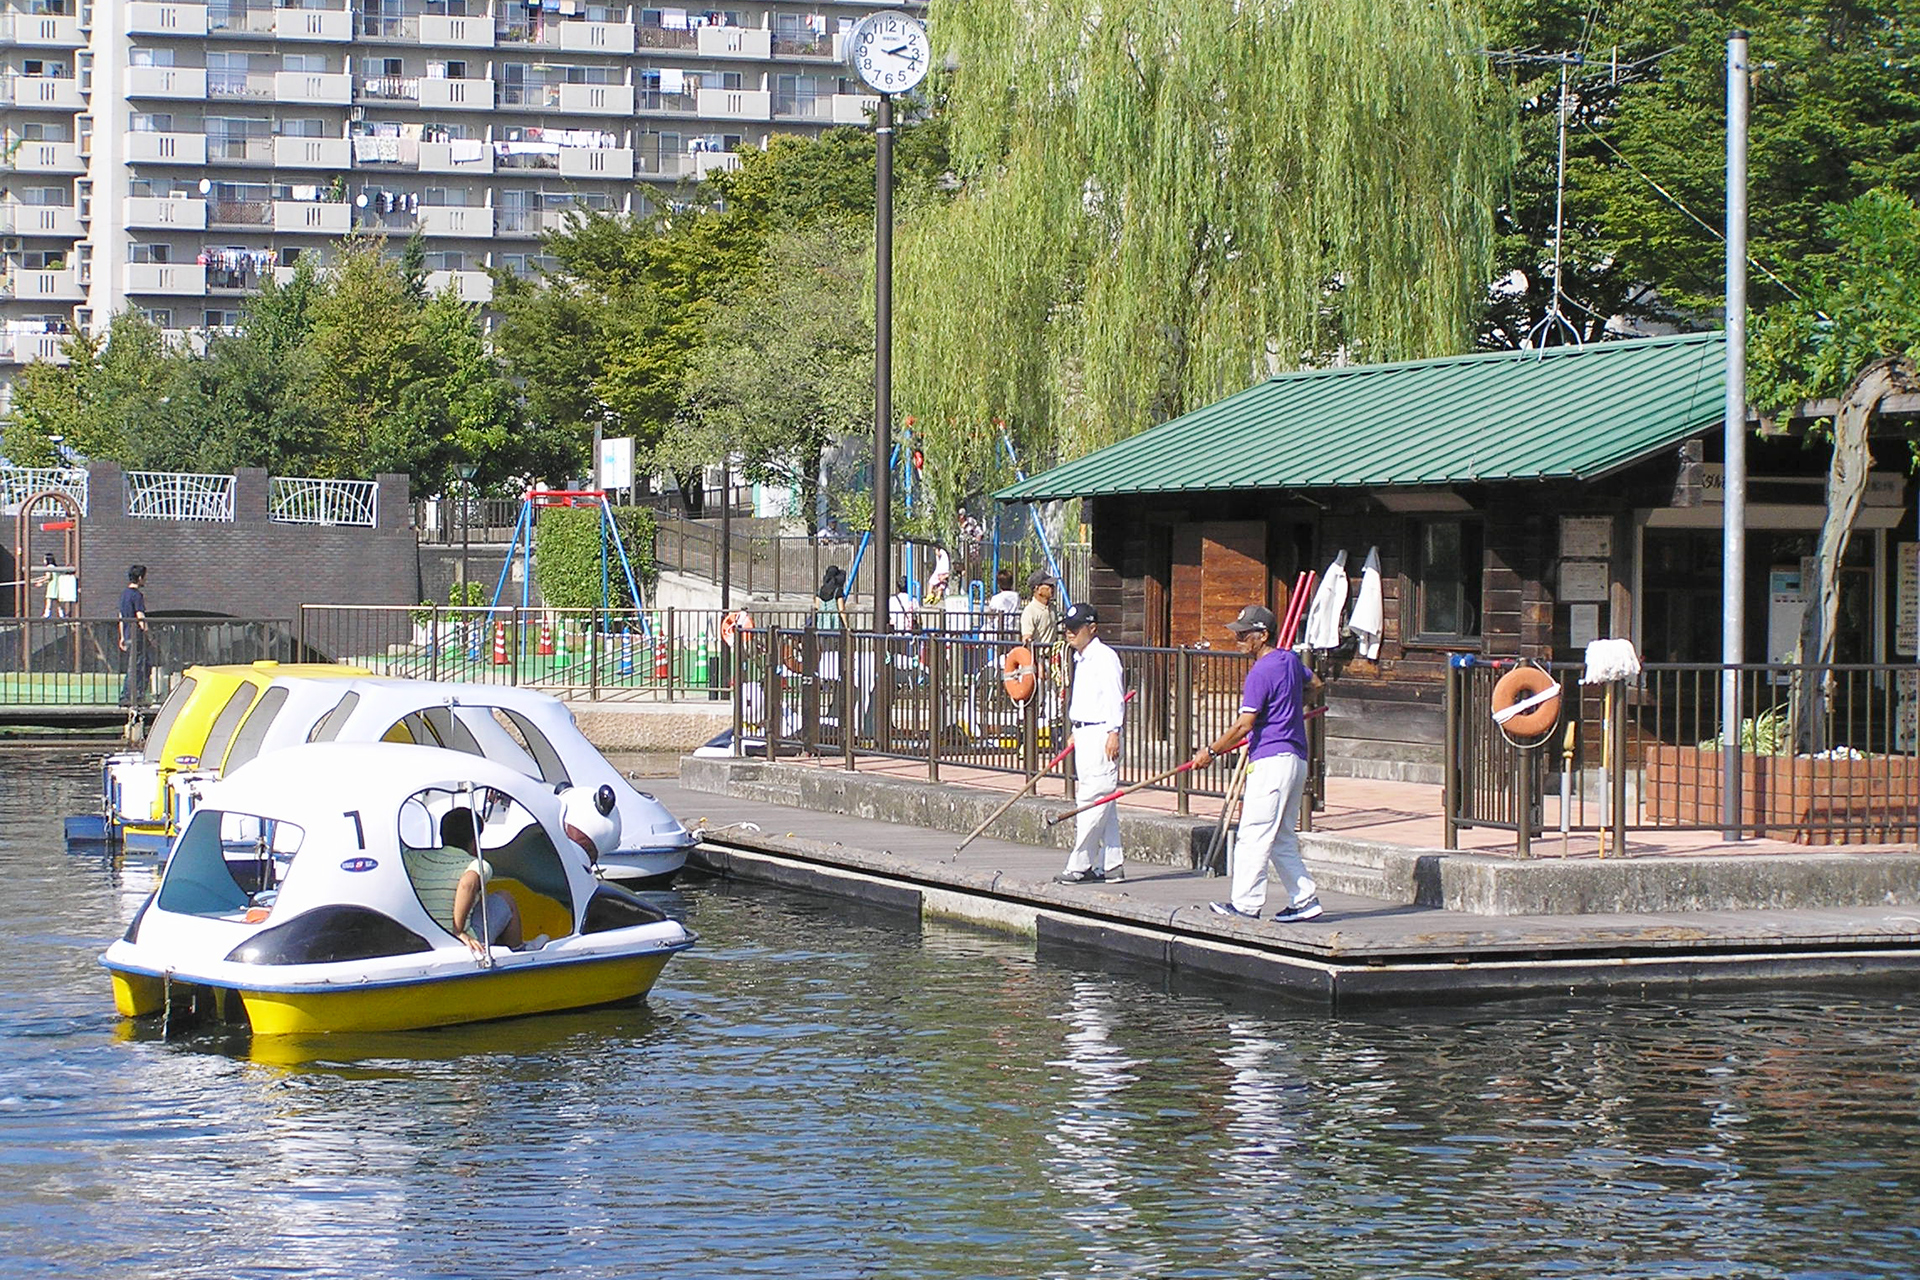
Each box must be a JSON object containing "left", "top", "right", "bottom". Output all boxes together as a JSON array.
[{"left": 560, "top": 783, "right": 622, "bottom": 861}]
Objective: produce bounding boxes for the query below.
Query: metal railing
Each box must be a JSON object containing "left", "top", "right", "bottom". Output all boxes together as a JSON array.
[
  {"left": 0, "top": 616, "right": 295, "bottom": 708},
  {"left": 735, "top": 627, "right": 1290, "bottom": 814},
  {"left": 1445, "top": 658, "right": 1920, "bottom": 849},
  {"left": 125, "top": 471, "right": 236, "bottom": 522},
  {"left": 0, "top": 466, "right": 88, "bottom": 515},
  {"left": 268, "top": 477, "right": 379, "bottom": 527}
]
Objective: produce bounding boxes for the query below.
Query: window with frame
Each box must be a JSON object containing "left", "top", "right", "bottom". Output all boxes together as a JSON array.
[{"left": 1414, "top": 518, "right": 1483, "bottom": 640}]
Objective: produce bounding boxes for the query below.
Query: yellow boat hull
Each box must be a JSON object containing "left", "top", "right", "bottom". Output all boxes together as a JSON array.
[{"left": 110, "top": 951, "right": 674, "bottom": 1036}]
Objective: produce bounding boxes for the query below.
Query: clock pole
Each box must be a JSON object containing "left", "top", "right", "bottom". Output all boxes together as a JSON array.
[{"left": 873, "top": 90, "right": 894, "bottom": 636}]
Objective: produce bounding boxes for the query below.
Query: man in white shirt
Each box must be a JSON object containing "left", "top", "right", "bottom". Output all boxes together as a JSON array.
[
  {"left": 888, "top": 575, "right": 917, "bottom": 632},
  {"left": 986, "top": 569, "right": 1021, "bottom": 633},
  {"left": 1055, "top": 602, "right": 1126, "bottom": 885}
]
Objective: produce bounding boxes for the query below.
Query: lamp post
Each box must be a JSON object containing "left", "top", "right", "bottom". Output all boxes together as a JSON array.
[{"left": 455, "top": 461, "right": 479, "bottom": 602}]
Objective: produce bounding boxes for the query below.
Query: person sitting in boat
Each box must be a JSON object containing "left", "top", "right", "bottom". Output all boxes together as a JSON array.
[{"left": 441, "top": 807, "right": 524, "bottom": 955}]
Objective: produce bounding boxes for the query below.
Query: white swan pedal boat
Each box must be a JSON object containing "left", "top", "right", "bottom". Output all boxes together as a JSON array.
[{"left": 102, "top": 743, "right": 695, "bottom": 1036}]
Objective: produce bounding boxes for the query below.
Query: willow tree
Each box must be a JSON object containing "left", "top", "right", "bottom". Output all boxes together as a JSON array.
[{"left": 895, "top": 0, "right": 1506, "bottom": 500}]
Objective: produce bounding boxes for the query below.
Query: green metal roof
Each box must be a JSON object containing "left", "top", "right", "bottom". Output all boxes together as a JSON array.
[{"left": 996, "top": 332, "right": 1727, "bottom": 501}]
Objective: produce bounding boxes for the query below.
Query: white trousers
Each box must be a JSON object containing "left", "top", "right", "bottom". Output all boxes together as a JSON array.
[
  {"left": 1228, "top": 753, "right": 1313, "bottom": 915},
  {"left": 1064, "top": 726, "right": 1122, "bottom": 874}
]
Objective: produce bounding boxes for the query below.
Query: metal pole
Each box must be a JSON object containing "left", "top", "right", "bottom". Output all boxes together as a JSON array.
[
  {"left": 720, "top": 461, "right": 732, "bottom": 612},
  {"left": 1721, "top": 30, "right": 1749, "bottom": 839},
  {"left": 873, "top": 92, "right": 894, "bottom": 637}
]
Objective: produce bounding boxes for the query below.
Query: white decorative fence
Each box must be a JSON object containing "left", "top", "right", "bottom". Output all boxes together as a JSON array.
[
  {"left": 124, "top": 471, "right": 237, "bottom": 522},
  {"left": 268, "top": 477, "right": 379, "bottom": 527},
  {"left": 0, "top": 467, "right": 89, "bottom": 515}
]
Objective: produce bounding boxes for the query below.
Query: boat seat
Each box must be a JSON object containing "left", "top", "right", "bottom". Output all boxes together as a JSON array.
[{"left": 402, "top": 843, "right": 571, "bottom": 943}]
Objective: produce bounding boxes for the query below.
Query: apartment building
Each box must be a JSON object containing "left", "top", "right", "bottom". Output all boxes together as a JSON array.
[{"left": 0, "top": 0, "right": 902, "bottom": 376}]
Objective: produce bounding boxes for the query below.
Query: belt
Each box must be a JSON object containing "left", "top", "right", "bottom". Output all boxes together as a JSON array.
[{"left": 1071, "top": 720, "right": 1113, "bottom": 728}]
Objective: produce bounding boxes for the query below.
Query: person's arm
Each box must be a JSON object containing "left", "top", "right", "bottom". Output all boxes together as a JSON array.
[
  {"left": 1193, "top": 710, "right": 1257, "bottom": 767},
  {"left": 451, "top": 866, "right": 487, "bottom": 954}
]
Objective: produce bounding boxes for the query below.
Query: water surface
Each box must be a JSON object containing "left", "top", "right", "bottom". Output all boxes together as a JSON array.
[{"left": 3, "top": 750, "right": 1917, "bottom": 1279}]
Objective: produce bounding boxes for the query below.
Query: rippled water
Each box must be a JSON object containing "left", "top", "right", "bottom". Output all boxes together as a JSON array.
[{"left": 4, "top": 750, "right": 1919, "bottom": 1279}]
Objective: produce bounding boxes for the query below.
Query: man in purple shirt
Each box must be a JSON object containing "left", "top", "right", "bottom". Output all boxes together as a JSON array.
[{"left": 1191, "top": 603, "right": 1325, "bottom": 922}]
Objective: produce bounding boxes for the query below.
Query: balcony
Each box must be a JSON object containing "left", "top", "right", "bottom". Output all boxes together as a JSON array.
[
  {"left": 208, "top": 198, "right": 271, "bottom": 227},
  {"left": 6, "top": 141, "right": 84, "bottom": 174},
  {"left": 695, "top": 88, "right": 770, "bottom": 121},
  {"left": 6, "top": 202, "right": 83, "bottom": 236},
  {"left": 126, "top": 1, "right": 209, "bottom": 36},
  {"left": 274, "top": 7, "right": 352, "bottom": 40},
  {"left": 637, "top": 90, "right": 697, "bottom": 114},
  {"left": 419, "top": 14, "right": 493, "bottom": 46},
  {"left": 125, "top": 130, "right": 208, "bottom": 164},
  {"left": 551, "top": 82, "right": 633, "bottom": 115},
  {"left": 15, "top": 268, "right": 86, "bottom": 301},
  {"left": 0, "top": 329, "right": 73, "bottom": 365},
  {"left": 124, "top": 195, "right": 207, "bottom": 230},
  {"left": 7, "top": 12, "right": 84, "bottom": 45},
  {"left": 207, "top": 70, "right": 275, "bottom": 100},
  {"left": 771, "top": 34, "right": 834, "bottom": 60},
  {"left": 268, "top": 135, "right": 345, "bottom": 168},
  {"left": 418, "top": 139, "right": 492, "bottom": 174},
  {"left": 9, "top": 76, "right": 86, "bottom": 109},
  {"left": 557, "top": 19, "right": 635, "bottom": 54},
  {"left": 125, "top": 66, "right": 208, "bottom": 99},
  {"left": 419, "top": 76, "right": 492, "bottom": 110},
  {"left": 696, "top": 25, "right": 770, "bottom": 58},
  {"left": 636, "top": 25, "right": 695, "bottom": 50},
  {"left": 205, "top": 135, "right": 274, "bottom": 164},
  {"left": 416, "top": 205, "right": 489, "bottom": 237},
  {"left": 125, "top": 263, "right": 209, "bottom": 295},
  {"left": 831, "top": 92, "right": 878, "bottom": 125},
  {"left": 210, "top": 8, "right": 278, "bottom": 33},
  {"left": 274, "top": 71, "right": 353, "bottom": 104},
  {"left": 693, "top": 150, "right": 741, "bottom": 179},
  {"left": 358, "top": 74, "right": 419, "bottom": 102},
  {"left": 493, "top": 207, "right": 573, "bottom": 238},
  {"left": 425, "top": 269, "right": 492, "bottom": 303},
  {"left": 558, "top": 147, "right": 633, "bottom": 179},
  {"left": 273, "top": 200, "right": 352, "bottom": 234}
]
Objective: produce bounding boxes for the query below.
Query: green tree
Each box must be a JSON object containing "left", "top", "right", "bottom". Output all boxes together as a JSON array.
[
  {"left": 897, "top": 0, "right": 1505, "bottom": 471},
  {"left": 683, "top": 220, "right": 872, "bottom": 535}
]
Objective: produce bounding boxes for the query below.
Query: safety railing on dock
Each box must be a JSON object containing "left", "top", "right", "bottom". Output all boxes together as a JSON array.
[
  {"left": 1445, "top": 658, "right": 1920, "bottom": 849},
  {"left": 0, "top": 616, "right": 294, "bottom": 709}
]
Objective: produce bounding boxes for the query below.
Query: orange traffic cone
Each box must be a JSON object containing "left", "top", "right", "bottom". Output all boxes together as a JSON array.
[
  {"left": 537, "top": 621, "right": 554, "bottom": 656},
  {"left": 654, "top": 635, "right": 669, "bottom": 680},
  {"left": 491, "top": 621, "right": 508, "bottom": 665}
]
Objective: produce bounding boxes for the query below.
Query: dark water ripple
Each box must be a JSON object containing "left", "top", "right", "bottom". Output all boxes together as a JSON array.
[{"left": 1, "top": 752, "right": 1917, "bottom": 1279}]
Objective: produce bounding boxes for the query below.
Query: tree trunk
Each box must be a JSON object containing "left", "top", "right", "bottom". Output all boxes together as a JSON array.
[{"left": 1795, "top": 355, "right": 1920, "bottom": 753}]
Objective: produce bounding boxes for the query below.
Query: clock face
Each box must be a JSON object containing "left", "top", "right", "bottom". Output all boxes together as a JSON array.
[{"left": 849, "top": 11, "right": 930, "bottom": 95}]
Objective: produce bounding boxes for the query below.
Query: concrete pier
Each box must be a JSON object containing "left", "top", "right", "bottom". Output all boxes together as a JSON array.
[{"left": 660, "top": 760, "right": 1920, "bottom": 1010}]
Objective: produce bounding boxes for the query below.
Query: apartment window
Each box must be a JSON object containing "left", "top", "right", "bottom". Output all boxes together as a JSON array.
[
  {"left": 207, "top": 51, "right": 255, "bottom": 70},
  {"left": 363, "top": 57, "right": 405, "bottom": 77},
  {"left": 19, "top": 121, "right": 69, "bottom": 141},
  {"left": 128, "top": 48, "right": 174, "bottom": 67},
  {"left": 640, "top": 7, "right": 662, "bottom": 25},
  {"left": 421, "top": 187, "right": 470, "bottom": 206},
  {"left": 283, "top": 53, "right": 329, "bottom": 72},
  {"left": 22, "top": 251, "right": 67, "bottom": 270},
  {"left": 424, "top": 251, "right": 465, "bottom": 271},
  {"left": 20, "top": 187, "right": 72, "bottom": 207},
  {"left": 141, "top": 309, "right": 174, "bottom": 327},
  {"left": 1414, "top": 518, "right": 1484, "bottom": 640},
  {"left": 23, "top": 59, "right": 70, "bottom": 77},
  {"left": 130, "top": 113, "right": 175, "bottom": 132},
  {"left": 129, "top": 244, "right": 172, "bottom": 264},
  {"left": 278, "top": 117, "right": 326, "bottom": 137},
  {"left": 204, "top": 310, "right": 243, "bottom": 327}
]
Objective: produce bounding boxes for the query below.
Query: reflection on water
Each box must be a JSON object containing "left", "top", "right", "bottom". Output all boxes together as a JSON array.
[{"left": 3, "top": 752, "right": 1920, "bottom": 1278}]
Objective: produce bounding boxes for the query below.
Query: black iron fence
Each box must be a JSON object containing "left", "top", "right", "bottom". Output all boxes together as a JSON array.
[
  {"left": 0, "top": 616, "right": 294, "bottom": 708},
  {"left": 1445, "top": 658, "right": 1920, "bottom": 849}
]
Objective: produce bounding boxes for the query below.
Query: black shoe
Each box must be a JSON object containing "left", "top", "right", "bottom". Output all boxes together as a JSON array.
[
  {"left": 1054, "top": 868, "right": 1102, "bottom": 885},
  {"left": 1208, "top": 901, "right": 1259, "bottom": 919},
  {"left": 1273, "top": 897, "right": 1325, "bottom": 923}
]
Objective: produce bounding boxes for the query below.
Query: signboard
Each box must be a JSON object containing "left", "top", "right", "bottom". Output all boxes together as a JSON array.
[
  {"left": 1899, "top": 542, "right": 1919, "bottom": 658},
  {"left": 1559, "top": 516, "right": 1612, "bottom": 561},
  {"left": 1568, "top": 603, "right": 1600, "bottom": 649},
  {"left": 1699, "top": 464, "right": 1906, "bottom": 507},
  {"left": 599, "top": 436, "right": 634, "bottom": 491},
  {"left": 1559, "top": 560, "right": 1610, "bottom": 603}
]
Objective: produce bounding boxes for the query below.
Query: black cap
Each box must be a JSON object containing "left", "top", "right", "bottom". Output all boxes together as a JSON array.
[
  {"left": 1027, "top": 569, "right": 1057, "bottom": 589},
  {"left": 1062, "top": 602, "right": 1098, "bottom": 631},
  {"left": 1225, "top": 604, "right": 1277, "bottom": 635}
]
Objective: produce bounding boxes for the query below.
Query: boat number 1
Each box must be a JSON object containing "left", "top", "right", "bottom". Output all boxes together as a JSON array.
[{"left": 345, "top": 810, "right": 365, "bottom": 849}]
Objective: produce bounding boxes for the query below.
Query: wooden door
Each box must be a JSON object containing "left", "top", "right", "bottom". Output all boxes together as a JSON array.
[{"left": 1171, "top": 521, "right": 1267, "bottom": 647}]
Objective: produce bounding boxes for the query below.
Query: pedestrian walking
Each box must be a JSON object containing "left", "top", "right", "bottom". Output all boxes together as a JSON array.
[
  {"left": 1192, "top": 603, "right": 1326, "bottom": 922},
  {"left": 118, "top": 564, "right": 151, "bottom": 707},
  {"left": 1054, "top": 603, "right": 1126, "bottom": 885}
]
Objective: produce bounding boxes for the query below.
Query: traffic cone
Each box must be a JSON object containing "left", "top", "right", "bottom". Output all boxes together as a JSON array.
[
  {"left": 654, "top": 635, "right": 669, "bottom": 681},
  {"left": 555, "top": 620, "right": 572, "bottom": 669},
  {"left": 537, "top": 621, "right": 555, "bottom": 656},
  {"left": 618, "top": 629, "right": 634, "bottom": 676},
  {"left": 694, "top": 629, "right": 710, "bottom": 686},
  {"left": 491, "top": 621, "right": 508, "bottom": 666}
]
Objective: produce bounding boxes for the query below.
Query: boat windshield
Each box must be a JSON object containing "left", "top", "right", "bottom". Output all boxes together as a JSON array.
[
  {"left": 156, "top": 809, "right": 307, "bottom": 917},
  {"left": 308, "top": 692, "right": 360, "bottom": 742},
  {"left": 143, "top": 677, "right": 198, "bottom": 764},
  {"left": 397, "top": 785, "right": 574, "bottom": 939},
  {"left": 221, "top": 686, "right": 289, "bottom": 773}
]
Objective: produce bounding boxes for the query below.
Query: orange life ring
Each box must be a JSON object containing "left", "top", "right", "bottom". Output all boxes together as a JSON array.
[
  {"left": 1001, "top": 645, "right": 1037, "bottom": 704},
  {"left": 721, "top": 609, "right": 754, "bottom": 648},
  {"left": 1491, "top": 665, "right": 1562, "bottom": 738}
]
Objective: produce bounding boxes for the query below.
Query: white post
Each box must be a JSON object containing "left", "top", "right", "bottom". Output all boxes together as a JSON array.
[{"left": 1721, "top": 30, "right": 1749, "bottom": 839}]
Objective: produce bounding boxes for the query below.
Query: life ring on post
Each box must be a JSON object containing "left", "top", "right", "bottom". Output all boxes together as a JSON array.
[
  {"left": 1491, "top": 663, "right": 1562, "bottom": 741},
  {"left": 1001, "top": 645, "right": 1037, "bottom": 705},
  {"left": 721, "top": 609, "right": 754, "bottom": 649}
]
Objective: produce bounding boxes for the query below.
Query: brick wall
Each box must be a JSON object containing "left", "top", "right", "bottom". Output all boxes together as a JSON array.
[{"left": 75, "top": 463, "right": 418, "bottom": 622}]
